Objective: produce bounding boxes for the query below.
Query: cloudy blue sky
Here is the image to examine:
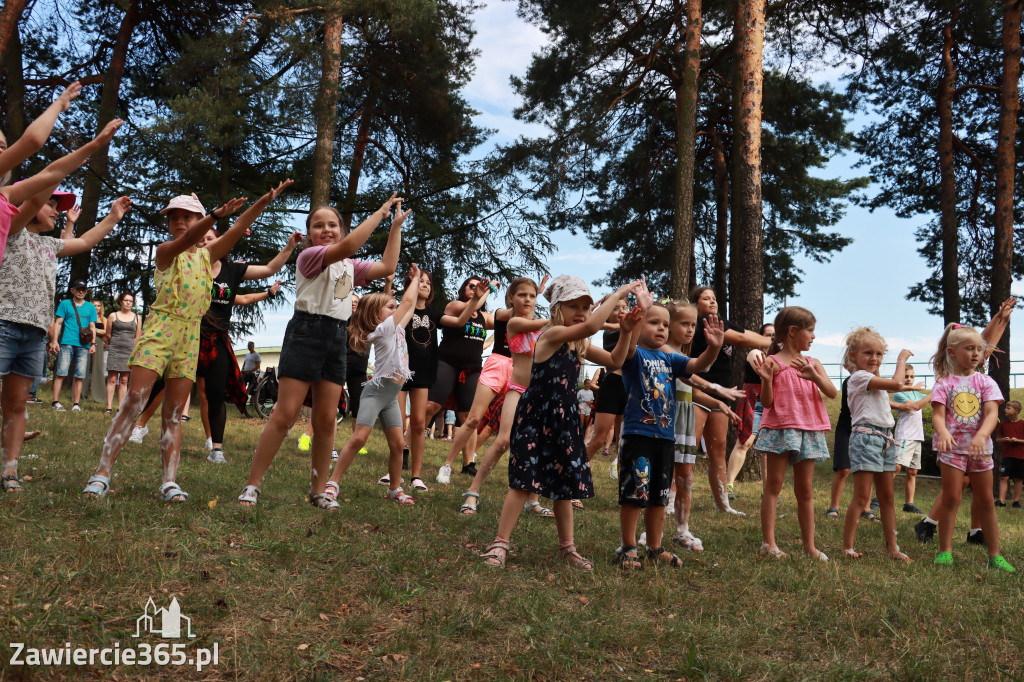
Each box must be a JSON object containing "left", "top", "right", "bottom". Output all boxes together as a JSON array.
[{"left": 247, "top": 2, "right": 1023, "bottom": 386}]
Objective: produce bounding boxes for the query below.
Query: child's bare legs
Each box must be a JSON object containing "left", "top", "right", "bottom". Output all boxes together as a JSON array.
[
  {"left": 309, "top": 381, "right": 343, "bottom": 496},
  {"left": 586, "top": 412, "right": 615, "bottom": 460},
  {"left": 842, "top": 471, "right": 874, "bottom": 556},
  {"left": 244, "top": 376, "right": 312, "bottom": 492},
  {"left": 481, "top": 488, "right": 531, "bottom": 565},
  {"left": 620, "top": 503, "right": 643, "bottom": 549},
  {"left": 701, "top": 410, "right": 738, "bottom": 513},
  {"left": 383, "top": 425, "right": 407, "bottom": 496},
  {"left": 928, "top": 472, "right": 974, "bottom": 526},
  {"left": 936, "top": 463, "right": 964, "bottom": 554},
  {"left": 899, "top": 465, "right": 918, "bottom": 505},
  {"left": 158, "top": 377, "right": 192, "bottom": 494},
  {"left": 672, "top": 462, "right": 695, "bottom": 537},
  {"left": 726, "top": 433, "right": 756, "bottom": 486},
  {"left": 874, "top": 471, "right": 905, "bottom": 559},
  {"left": 642, "top": 505, "right": 669, "bottom": 557},
  {"left": 329, "top": 424, "right": 373, "bottom": 484},
  {"left": 89, "top": 367, "right": 160, "bottom": 486},
  {"left": 406, "top": 388, "right": 429, "bottom": 479},
  {"left": 466, "top": 390, "right": 518, "bottom": 496},
  {"left": 442, "top": 386, "right": 495, "bottom": 469},
  {"left": 760, "top": 452, "right": 788, "bottom": 552},
  {"left": 105, "top": 371, "right": 120, "bottom": 410},
  {"left": 552, "top": 499, "right": 578, "bottom": 548},
  {"left": 1, "top": 373, "right": 33, "bottom": 483},
  {"left": 999, "top": 475, "right": 1009, "bottom": 503},
  {"left": 968, "top": 469, "right": 1000, "bottom": 558},
  {"left": 829, "top": 467, "right": 849, "bottom": 510},
  {"left": 792, "top": 459, "right": 823, "bottom": 558}
]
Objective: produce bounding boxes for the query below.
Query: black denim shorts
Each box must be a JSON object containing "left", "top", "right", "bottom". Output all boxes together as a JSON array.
[{"left": 277, "top": 311, "right": 348, "bottom": 385}]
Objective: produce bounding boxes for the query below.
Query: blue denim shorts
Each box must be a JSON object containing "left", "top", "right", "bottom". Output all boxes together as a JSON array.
[
  {"left": 849, "top": 423, "right": 897, "bottom": 473},
  {"left": 0, "top": 320, "right": 47, "bottom": 379},
  {"left": 57, "top": 344, "right": 90, "bottom": 379}
]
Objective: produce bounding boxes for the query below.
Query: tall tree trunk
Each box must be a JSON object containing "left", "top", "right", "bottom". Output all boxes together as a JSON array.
[
  {"left": 4, "top": 25, "right": 26, "bottom": 178},
  {"left": 729, "top": 0, "right": 765, "bottom": 336},
  {"left": 310, "top": 7, "right": 344, "bottom": 210},
  {"left": 669, "top": 0, "right": 701, "bottom": 299},
  {"left": 340, "top": 104, "right": 374, "bottom": 232},
  {"left": 990, "top": 0, "right": 1021, "bottom": 402},
  {"left": 0, "top": 0, "right": 29, "bottom": 68},
  {"left": 712, "top": 129, "right": 729, "bottom": 313},
  {"left": 69, "top": 2, "right": 141, "bottom": 286},
  {"left": 937, "top": 6, "right": 961, "bottom": 325}
]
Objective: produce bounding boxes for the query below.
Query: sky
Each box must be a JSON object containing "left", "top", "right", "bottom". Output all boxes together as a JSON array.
[{"left": 243, "top": 2, "right": 1024, "bottom": 388}]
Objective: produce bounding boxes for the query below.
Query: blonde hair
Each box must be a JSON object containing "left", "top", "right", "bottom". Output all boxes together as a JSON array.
[
  {"left": 767, "top": 306, "right": 816, "bottom": 356},
  {"left": 841, "top": 326, "right": 886, "bottom": 372},
  {"left": 548, "top": 300, "right": 591, "bottom": 359},
  {"left": 931, "top": 323, "right": 985, "bottom": 380},
  {"left": 348, "top": 292, "right": 392, "bottom": 354},
  {"left": 666, "top": 300, "right": 697, "bottom": 354}
]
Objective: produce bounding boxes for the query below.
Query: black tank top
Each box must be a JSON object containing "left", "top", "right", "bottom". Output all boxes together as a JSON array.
[
  {"left": 602, "top": 329, "right": 620, "bottom": 352},
  {"left": 491, "top": 317, "right": 511, "bottom": 357},
  {"left": 438, "top": 309, "right": 487, "bottom": 370}
]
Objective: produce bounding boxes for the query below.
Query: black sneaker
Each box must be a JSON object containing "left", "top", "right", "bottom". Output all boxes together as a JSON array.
[
  {"left": 995, "top": 500, "right": 1007, "bottom": 507},
  {"left": 967, "top": 529, "right": 986, "bottom": 546},
  {"left": 461, "top": 463, "right": 478, "bottom": 476},
  {"left": 870, "top": 497, "right": 880, "bottom": 511},
  {"left": 26, "top": 397, "right": 42, "bottom": 405},
  {"left": 903, "top": 502, "right": 924, "bottom": 514},
  {"left": 1013, "top": 501, "right": 1022, "bottom": 509},
  {"left": 914, "top": 518, "right": 936, "bottom": 543}
]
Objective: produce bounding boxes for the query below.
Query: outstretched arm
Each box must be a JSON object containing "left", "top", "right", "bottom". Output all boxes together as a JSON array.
[
  {"left": 440, "top": 281, "right": 489, "bottom": 328},
  {"left": 867, "top": 349, "right": 912, "bottom": 392},
  {"left": 60, "top": 197, "right": 132, "bottom": 257},
  {"left": 322, "top": 193, "right": 401, "bottom": 268},
  {"left": 0, "top": 82, "right": 81, "bottom": 177},
  {"left": 243, "top": 231, "right": 302, "bottom": 280},
  {"left": 394, "top": 264, "right": 421, "bottom": 329},
  {"left": 207, "top": 180, "right": 293, "bottom": 263},
  {"left": 155, "top": 197, "right": 246, "bottom": 269},
  {"left": 364, "top": 200, "right": 411, "bottom": 281}
]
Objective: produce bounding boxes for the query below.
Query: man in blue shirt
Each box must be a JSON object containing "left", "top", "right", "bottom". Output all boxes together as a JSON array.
[{"left": 50, "top": 279, "right": 97, "bottom": 412}]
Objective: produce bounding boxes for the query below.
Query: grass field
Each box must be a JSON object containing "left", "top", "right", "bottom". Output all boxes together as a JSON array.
[{"left": 1, "top": 392, "right": 1023, "bottom": 680}]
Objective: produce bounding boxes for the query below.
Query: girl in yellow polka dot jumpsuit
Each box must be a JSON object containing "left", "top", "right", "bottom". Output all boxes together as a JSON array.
[{"left": 83, "top": 181, "right": 293, "bottom": 503}]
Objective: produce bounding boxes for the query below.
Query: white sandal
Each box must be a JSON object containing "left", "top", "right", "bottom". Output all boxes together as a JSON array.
[{"left": 237, "top": 485, "right": 260, "bottom": 506}]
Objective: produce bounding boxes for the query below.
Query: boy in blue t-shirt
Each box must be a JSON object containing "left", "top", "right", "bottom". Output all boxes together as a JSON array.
[{"left": 617, "top": 303, "right": 724, "bottom": 569}]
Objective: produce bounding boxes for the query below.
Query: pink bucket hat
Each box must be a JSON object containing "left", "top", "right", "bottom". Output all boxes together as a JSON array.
[
  {"left": 160, "top": 193, "right": 206, "bottom": 216},
  {"left": 51, "top": 190, "right": 76, "bottom": 212},
  {"left": 544, "top": 275, "right": 593, "bottom": 306}
]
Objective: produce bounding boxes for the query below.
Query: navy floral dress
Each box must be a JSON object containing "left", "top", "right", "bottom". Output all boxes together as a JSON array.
[{"left": 508, "top": 343, "right": 594, "bottom": 500}]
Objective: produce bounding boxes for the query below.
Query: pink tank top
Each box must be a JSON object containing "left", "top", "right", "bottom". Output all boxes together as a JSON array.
[
  {"left": 508, "top": 329, "right": 541, "bottom": 355},
  {"left": 759, "top": 355, "right": 831, "bottom": 432}
]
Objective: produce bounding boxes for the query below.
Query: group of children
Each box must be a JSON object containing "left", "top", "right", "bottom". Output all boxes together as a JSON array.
[{"left": 1, "top": 85, "right": 1018, "bottom": 575}]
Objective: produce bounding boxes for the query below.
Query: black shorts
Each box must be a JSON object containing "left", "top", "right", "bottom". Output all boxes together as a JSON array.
[
  {"left": 1001, "top": 457, "right": 1024, "bottom": 480},
  {"left": 618, "top": 434, "right": 674, "bottom": 508},
  {"left": 594, "top": 372, "right": 627, "bottom": 415},
  {"left": 427, "top": 360, "right": 480, "bottom": 413},
  {"left": 277, "top": 312, "right": 347, "bottom": 385},
  {"left": 833, "top": 427, "right": 851, "bottom": 471}
]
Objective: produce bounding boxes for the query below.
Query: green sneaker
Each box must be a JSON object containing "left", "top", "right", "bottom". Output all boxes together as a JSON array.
[
  {"left": 298, "top": 434, "right": 311, "bottom": 452},
  {"left": 726, "top": 483, "right": 736, "bottom": 500},
  {"left": 988, "top": 555, "right": 1016, "bottom": 573},
  {"left": 934, "top": 551, "right": 954, "bottom": 566}
]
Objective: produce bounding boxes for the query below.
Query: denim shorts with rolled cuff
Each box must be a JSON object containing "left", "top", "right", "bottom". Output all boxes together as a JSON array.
[
  {"left": 0, "top": 320, "right": 47, "bottom": 379},
  {"left": 277, "top": 311, "right": 348, "bottom": 386},
  {"left": 56, "top": 344, "right": 89, "bottom": 379},
  {"left": 848, "top": 424, "right": 897, "bottom": 473}
]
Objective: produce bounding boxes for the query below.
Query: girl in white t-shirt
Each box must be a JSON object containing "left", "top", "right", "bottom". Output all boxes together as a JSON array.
[
  {"left": 840, "top": 327, "right": 913, "bottom": 561},
  {"left": 325, "top": 265, "right": 421, "bottom": 505},
  {"left": 239, "top": 195, "right": 409, "bottom": 509}
]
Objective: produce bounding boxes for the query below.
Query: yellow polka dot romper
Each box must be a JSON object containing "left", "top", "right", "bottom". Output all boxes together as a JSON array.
[{"left": 129, "top": 248, "right": 213, "bottom": 380}]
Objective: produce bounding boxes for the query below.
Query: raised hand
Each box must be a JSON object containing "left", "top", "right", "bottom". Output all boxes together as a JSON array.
[
  {"left": 211, "top": 197, "right": 248, "bottom": 219},
  {"left": 633, "top": 276, "right": 654, "bottom": 311},
  {"left": 57, "top": 81, "right": 82, "bottom": 111},
  {"left": 790, "top": 355, "right": 817, "bottom": 382},
  {"left": 287, "top": 231, "right": 303, "bottom": 248},
  {"left": 619, "top": 305, "right": 643, "bottom": 334},
  {"left": 270, "top": 280, "right": 282, "bottom": 296},
  {"left": 407, "top": 263, "right": 421, "bottom": 283},
  {"left": 108, "top": 196, "right": 132, "bottom": 221},
  {"left": 897, "top": 349, "right": 914, "bottom": 364},
  {"left": 378, "top": 192, "right": 401, "bottom": 217},
  {"left": 538, "top": 273, "right": 551, "bottom": 295},
  {"left": 392, "top": 199, "right": 412, "bottom": 227},
  {"left": 615, "top": 280, "right": 642, "bottom": 300},
  {"left": 94, "top": 118, "right": 123, "bottom": 145},
  {"left": 756, "top": 356, "right": 779, "bottom": 382},
  {"left": 703, "top": 314, "right": 726, "bottom": 348},
  {"left": 267, "top": 178, "right": 294, "bottom": 202}
]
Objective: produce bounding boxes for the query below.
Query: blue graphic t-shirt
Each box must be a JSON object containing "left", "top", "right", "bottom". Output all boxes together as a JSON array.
[{"left": 622, "top": 346, "right": 691, "bottom": 440}]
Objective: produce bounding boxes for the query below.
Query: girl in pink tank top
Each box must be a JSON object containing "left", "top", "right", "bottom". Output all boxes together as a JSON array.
[{"left": 753, "top": 306, "right": 837, "bottom": 561}]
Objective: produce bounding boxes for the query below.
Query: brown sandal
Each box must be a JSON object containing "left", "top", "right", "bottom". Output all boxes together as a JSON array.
[
  {"left": 481, "top": 539, "right": 510, "bottom": 567},
  {"left": 557, "top": 545, "right": 593, "bottom": 571}
]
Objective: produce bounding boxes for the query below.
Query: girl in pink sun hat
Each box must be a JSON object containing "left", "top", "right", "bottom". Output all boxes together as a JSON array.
[{"left": 82, "top": 180, "right": 293, "bottom": 503}]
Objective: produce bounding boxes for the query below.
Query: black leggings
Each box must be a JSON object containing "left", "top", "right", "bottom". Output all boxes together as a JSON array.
[
  {"left": 200, "top": 344, "right": 232, "bottom": 443},
  {"left": 346, "top": 370, "right": 366, "bottom": 418}
]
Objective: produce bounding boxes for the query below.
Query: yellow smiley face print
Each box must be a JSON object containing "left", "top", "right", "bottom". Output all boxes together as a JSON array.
[{"left": 949, "top": 385, "right": 982, "bottom": 426}]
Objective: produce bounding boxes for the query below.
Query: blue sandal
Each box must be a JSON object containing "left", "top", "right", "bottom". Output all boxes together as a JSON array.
[
  {"left": 82, "top": 474, "right": 110, "bottom": 498},
  {"left": 159, "top": 481, "right": 189, "bottom": 503}
]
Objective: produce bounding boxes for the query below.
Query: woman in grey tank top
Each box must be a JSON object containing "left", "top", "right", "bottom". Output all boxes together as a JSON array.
[{"left": 104, "top": 292, "right": 140, "bottom": 414}]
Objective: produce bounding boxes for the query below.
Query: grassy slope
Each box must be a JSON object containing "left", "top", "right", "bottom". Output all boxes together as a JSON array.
[{"left": 1, "top": 396, "right": 1022, "bottom": 680}]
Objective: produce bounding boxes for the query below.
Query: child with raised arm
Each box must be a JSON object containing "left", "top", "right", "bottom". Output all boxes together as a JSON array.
[
  {"left": 480, "top": 276, "right": 641, "bottom": 570},
  {"left": 839, "top": 328, "right": 913, "bottom": 561},
  {"left": 996, "top": 400, "right": 1024, "bottom": 508},
  {"left": 930, "top": 324, "right": 1014, "bottom": 572},
  {"left": 238, "top": 194, "right": 408, "bottom": 508},
  {"left": 82, "top": 182, "right": 290, "bottom": 502},
  {"left": 0, "top": 81, "right": 82, "bottom": 260},
  {"left": 616, "top": 299, "right": 725, "bottom": 569},
  {"left": 890, "top": 365, "right": 930, "bottom": 514},
  {"left": 324, "top": 265, "right": 424, "bottom": 508},
  {"left": 0, "top": 187, "right": 131, "bottom": 494},
  {"left": 754, "top": 306, "right": 836, "bottom": 560}
]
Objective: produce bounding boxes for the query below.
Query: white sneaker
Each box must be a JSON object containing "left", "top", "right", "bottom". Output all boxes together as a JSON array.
[
  {"left": 666, "top": 489, "right": 676, "bottom": 515},
  {"left": 129, "top": 425, "right": 148, "bottom": 444},
  {"left": 436, "top": 464, "right": 452, "bottom": 485},
  {"left": 205, "top": 437, "right": 213, "bottom": 452},
  {"left": 331, "top": 450, "right": 339, "bottom": 461},
  {"left": 71, "top": 403, "right": 81, "bottom": 412},
  {"left": 609, "top": 459, "right": 618, "bottom": 479},
  {"left": 52, "top": 401, "right": 66, "bottom": 412},
  {"left": 207, "top": 449, "right": 227, "bottom": 464}
]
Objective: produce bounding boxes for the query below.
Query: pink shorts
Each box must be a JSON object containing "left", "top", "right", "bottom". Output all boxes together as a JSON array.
[
  {"left": 478, "top": 353, "right": 513, "bottom": 394},
  {"left": 937, "top": 451, "right": 994, "bottom": 474},
  {"left": 506, "top": 380, "right": 527, "bottom": 395}
]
